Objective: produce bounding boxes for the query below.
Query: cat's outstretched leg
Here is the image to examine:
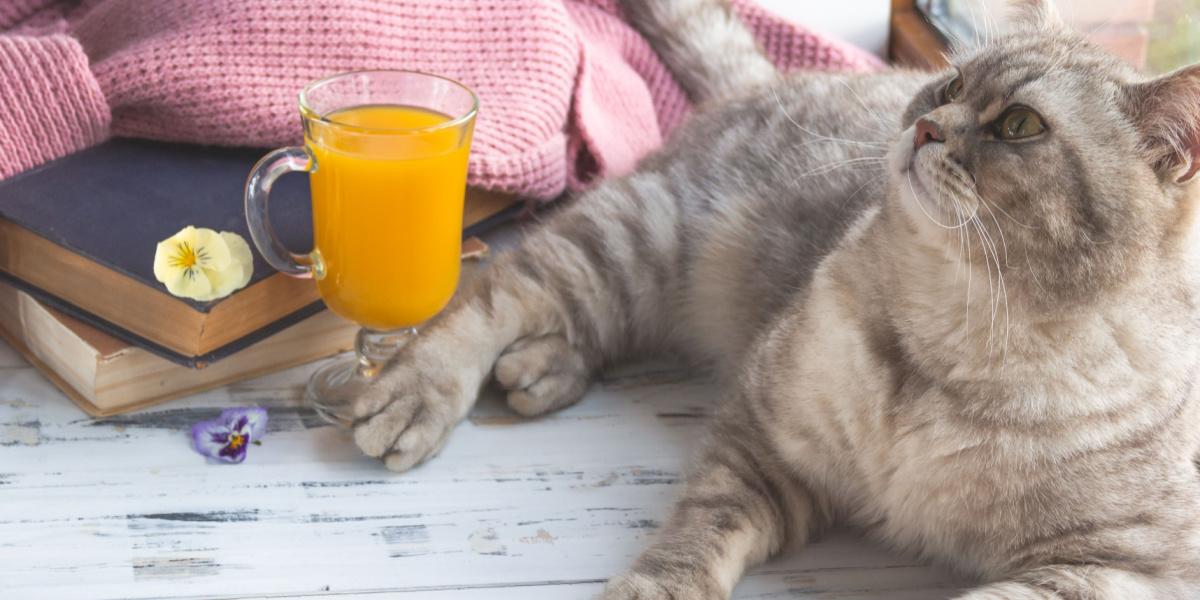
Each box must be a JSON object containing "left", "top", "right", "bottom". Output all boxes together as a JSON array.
[
  {"left": 350, "top": 176, "right": 687, "bottom": 471},
  {"left": 954, "top": 566, "right": 1196, "bottom": 599},
  {"left": 601, "top": 418, "right": 825, "bottom": 600}
]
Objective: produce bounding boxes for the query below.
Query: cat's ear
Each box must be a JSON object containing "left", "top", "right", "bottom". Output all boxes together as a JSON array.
[
  {"left": 1010, "top": 0, "right": 1063, "bottom": 30},
  {"left": 1124, "top": 64, "right": 1200, "bottom": 184}
]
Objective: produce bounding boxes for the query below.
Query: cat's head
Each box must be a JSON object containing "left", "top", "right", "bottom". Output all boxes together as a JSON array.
[{"left": 889, "top": 0, "right": 1200, "bottom": 308}]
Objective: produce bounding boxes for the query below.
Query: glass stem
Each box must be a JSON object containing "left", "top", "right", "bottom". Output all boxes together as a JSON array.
[{"left": 355, "top": 327, "right": 416, "bottom": 378}]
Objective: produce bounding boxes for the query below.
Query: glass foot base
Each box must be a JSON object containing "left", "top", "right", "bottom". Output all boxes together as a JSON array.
[
  {"left": 305, "top": 357, "right": 371, "bottom": 429},
  {"left": 305, "top": 327, "right": 416, "bottom": 429}
]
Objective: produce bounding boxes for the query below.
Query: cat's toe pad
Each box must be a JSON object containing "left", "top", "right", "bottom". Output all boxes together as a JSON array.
[
  {"left": 494, "top": 334, "right": 590, "bottom": 417},
  {"left": 352, "top": 363, "right": 463, "bottom": 472},
  {"left": 600, "top": 571, "right": 720, "bottom": 600}
]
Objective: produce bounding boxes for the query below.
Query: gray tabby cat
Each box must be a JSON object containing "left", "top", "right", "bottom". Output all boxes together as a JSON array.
[{"left": 350, "top": 0, "right": 1200, "bottom": 597}]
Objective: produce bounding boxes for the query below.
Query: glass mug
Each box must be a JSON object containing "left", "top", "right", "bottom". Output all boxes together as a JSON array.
[{"left": 245, "top": 70, "right": 477, "bottom": 425}]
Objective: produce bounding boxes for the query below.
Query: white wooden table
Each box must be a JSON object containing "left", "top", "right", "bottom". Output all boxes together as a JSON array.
[{"left": 0, "top": 331, "right": 965, "bottom": 599}]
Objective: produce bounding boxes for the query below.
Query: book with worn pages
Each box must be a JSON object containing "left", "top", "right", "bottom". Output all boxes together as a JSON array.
[
  {"left": 0, "top": 239, "right": 490, "bottom": 416},
  {"left": 0, "top": 280, "right": 354, "bottom": 416}
]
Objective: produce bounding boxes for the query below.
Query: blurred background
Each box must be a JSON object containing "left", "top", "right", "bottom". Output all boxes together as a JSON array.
[
  {"left": 919, "top": 0, "right": 1200, "bottom": 72},
  {"left": 760, "top": 0, "right": 892, "bottom": 57}
]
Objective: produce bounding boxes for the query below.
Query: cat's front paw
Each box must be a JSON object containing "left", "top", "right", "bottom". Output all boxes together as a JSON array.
[
  {"left": 600, "top": 570, "right": 724, "bottom": 600},
  {"left": 351, "top": 345, "right": 475, "bottom": 472}
]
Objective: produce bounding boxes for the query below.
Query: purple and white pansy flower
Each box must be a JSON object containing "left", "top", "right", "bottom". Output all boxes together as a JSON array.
[{"left": 191, "top": 407, "right": 268, "bottom": 463}]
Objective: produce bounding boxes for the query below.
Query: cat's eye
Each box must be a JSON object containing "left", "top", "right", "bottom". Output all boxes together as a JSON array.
[
  {"left": 995, "top": 106, "right": 1046, "bottom": 140},
  {"left": 943, "top": 75, "right": 963, "bottom": 103}
]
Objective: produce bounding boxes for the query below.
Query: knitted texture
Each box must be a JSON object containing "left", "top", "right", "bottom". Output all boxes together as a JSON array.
[
  {"left": 0, "top": 34, "right": 110, "bottom": 179},
  {"left": 0, "top": 0, "right": 881, "bottom": 199},
  {"left": 0, "top": 0, "right": 57, "bottom": 30}
]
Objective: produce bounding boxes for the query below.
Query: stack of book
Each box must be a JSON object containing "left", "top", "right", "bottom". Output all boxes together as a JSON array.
[{"left": 0, "top": 139, "right": 516, "bottom": 416}]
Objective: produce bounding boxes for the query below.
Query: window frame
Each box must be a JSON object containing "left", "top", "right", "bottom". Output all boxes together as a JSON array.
[{"left": 889, "top": 0, "right": 952, "bottom": 69}]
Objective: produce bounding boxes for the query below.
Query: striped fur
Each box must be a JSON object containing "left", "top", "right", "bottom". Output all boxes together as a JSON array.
[
  {"left": 619, "top": 0, "right": 778, "bottom": 104},
  {"left": 349, "top": 1, "right": 1200, "bottom": 598}
]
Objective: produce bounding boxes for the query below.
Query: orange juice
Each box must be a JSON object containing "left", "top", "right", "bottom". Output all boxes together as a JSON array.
[{"left": 306, "top": 105, "right": 472, "bottom": 330}]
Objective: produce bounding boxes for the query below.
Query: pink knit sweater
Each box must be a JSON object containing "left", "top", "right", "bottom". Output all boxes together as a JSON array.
[{"left": 0, "top": 0, "right": 880, "bottom": 200}]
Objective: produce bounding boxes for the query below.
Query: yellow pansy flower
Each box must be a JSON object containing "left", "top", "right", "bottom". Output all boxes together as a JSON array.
[{"left": 153, "top": 226, "right": 254, "bottom": 302}]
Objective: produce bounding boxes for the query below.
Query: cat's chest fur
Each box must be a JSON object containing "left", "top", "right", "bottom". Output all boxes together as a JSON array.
[{"left": 751, "top": 215, "right": 1200, "bottom": 577}]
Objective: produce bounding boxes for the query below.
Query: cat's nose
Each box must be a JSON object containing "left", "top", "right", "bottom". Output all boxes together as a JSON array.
[{"left": 913, "top": 117, "right": 945, "bottom": 151}]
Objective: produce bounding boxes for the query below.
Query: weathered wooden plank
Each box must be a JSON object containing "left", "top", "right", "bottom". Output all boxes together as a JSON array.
[{"left": 0, "top": 343, "right": 964, "bottom": 599}]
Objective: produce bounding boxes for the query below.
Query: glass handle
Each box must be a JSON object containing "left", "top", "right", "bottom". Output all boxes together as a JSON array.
[{"left": 244, "top": 146, "right": 316, "bottom": 279}]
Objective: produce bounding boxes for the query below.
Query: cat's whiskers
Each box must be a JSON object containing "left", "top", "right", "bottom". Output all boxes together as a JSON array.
[
  {"left": 909, "top": 170, "right": 982, "bottom": 342},
  {"left": 984, "top": 227, "right": 1011, "bottom": 362},
  {"left": 952, "top": 173, "right": 1013, "bottom": 270},
  {"left": 944, "top": 195, "right": 962, "bottom": 271},
  {"left": 977, "top": 198, "right": 1013, "bottom": 268},
  {"left": 934, "top": 169, "right": 970, "bottom": 275},
  {"left": 969, "top": 215, "right": 997, "bottom": 354},
  {"left": 1084, "top": 9, "right": 1123, "bottom": 42},
  {"left": 974, "top": 199, "right": 1012, "bottom": 267},
  {"left": 906, "top": 170, "right": 974, "bottom": 230},
  {"left": 845, "top": 172, "right": 887, "bottom": 207},
  {"left": 796, "top": 156, "right": 889, "bottom": 179},
  {"left": 1022, "top": 242, "right": 1050, "bottom": 295},
  {"left": 981, "top": 0, "right": 997, "bottom": 49},
  {"left": 965, "top": 0, "right": 984, "bottom": 50},
  {"left": 963, "top": 207, "right": 974, "bottom": 335},
  {"left": 772, "top": 86, "right": 889, "bottom": 150},
  {"left": 985, "top": 198, "right": 1037, "bottom": 231},
  {"left": 955, "top": 169, "right": 1037, "bottom": 234},
  {"left": 951, "top": 194, "right": 970, "bottom": 287},
  {"left": 971, "top": 211, "right": 1011, "bottom": 363},
  {"left": 835, "top": 79, "right": 897, "bottom": 140},
  {"left": 937, "top": 164, "right": 1011, "bottom": 363},
  {"left": 794, "top": 133, "right": 889, "bottom": 151},
  {"left": 1078, "top": 229, "right": 1113, "bottom": 246}
]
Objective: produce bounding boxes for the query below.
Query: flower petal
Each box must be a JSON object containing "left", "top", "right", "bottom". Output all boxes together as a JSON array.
[
  {"left": 220, "top": 407, "right": 268, "bottom": 442},
  {"left": 152, "top": 239, "right": 180, "bottom": 284},
  {"left": 204, "top": 268, "right": 234, "bottom": 300},
  {"left": 154, "top": 227, "right": 253, "bottom": 302},
  {"left": 221, "top": 231, "right": 254, "bottom": 289},
  {"left": 217, "top": 440, "right": 248, "bottom": 463},
  {"left": 191, "top": 419, "right": 231, "bottom": 460},
  {"left": 163, "top": 265, "right": 214, "bottom": 300},
  {"left": 205, "top": 233, "right": 254, "bottom": 299},
  {"left": 190, "top": 228, "right": 232, "bottom": 271},
  {"left": 174, "top": 225, "right": 200, "bottom": 247},
  {"left": 204, "top": 267, "right": 240, "bottom": 300}
]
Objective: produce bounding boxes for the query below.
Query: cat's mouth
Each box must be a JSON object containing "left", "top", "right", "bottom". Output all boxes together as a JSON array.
[
  {"left": 891, "top": 125, "right": 929, "bottom": 185},
  {"left": 892, "top": 129, "right": 961, "bottom": 230},
  {"left": 906, "top": 162, "right": 931, "bottom": 196},
  {"left": 904, "top": 163, "right": 949, "bottom": 223},
  {"left": 892, "top": 127, "right": 974, "bottom": 234}
]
